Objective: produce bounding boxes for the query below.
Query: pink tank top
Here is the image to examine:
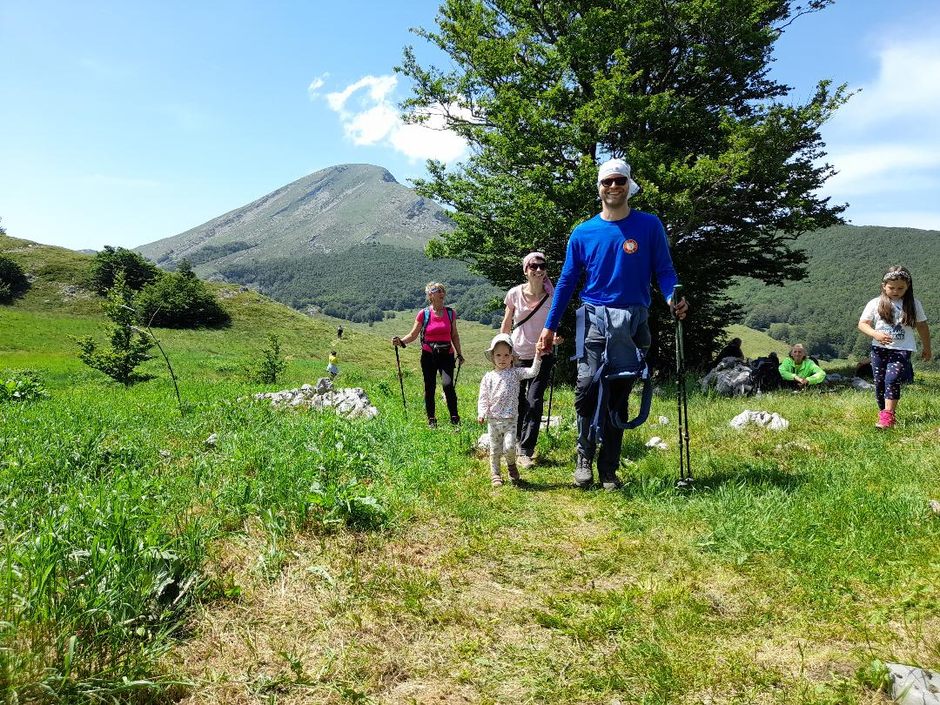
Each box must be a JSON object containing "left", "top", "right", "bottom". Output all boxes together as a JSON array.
[{"left": 418, "top": 308, "right": 454, "bottom": 353}]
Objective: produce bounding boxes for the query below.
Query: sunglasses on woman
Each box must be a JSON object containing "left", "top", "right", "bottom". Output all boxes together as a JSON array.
[
  {"left": 600, "top": 176, "right": 629, "bottom": 187},
  {"left": 527, "top": 262, "right": 547, "bottom": 270}
]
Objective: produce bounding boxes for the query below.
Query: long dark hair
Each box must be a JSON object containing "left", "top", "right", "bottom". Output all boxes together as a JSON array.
[{"left": 878, "top": 266, "right": 916, "bottom": 327}]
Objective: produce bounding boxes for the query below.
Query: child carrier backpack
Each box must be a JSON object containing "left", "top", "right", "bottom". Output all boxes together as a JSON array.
[{"left": 420, "top": 306, "right": 455, "bottom": 353}]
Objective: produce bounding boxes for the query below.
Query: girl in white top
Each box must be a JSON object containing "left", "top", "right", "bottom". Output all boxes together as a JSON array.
[
  {"left": 858, "top": 266, "right": 931, "bottom": 429},
  {"left": 477, "top": 334, "right": 542, "bottom": 487},
  {"left": 500, "top": 252, "right": 562, "bottom": 467}
]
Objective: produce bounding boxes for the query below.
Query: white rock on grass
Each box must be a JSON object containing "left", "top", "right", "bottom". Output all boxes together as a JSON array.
[
  {"left": 729, "top": 409, "right": 789, "bottom": 431},
  {"left": 204, "top": 433, "right": 219, "bottom": 446},
  {"left": 887, "top": 663, "right": 940, "bottom": 705},
  {"left": 929, "top": 499, "right": 940, "bottom": 516},
  {"left": 253, "top": 378, "right": 379, "bottom": 419},
  {"left": 645, "top": 436, "right": 669, "bottom": 450},
  {"left": 658, "top": 415, "right": 670, "bottom": 425}
]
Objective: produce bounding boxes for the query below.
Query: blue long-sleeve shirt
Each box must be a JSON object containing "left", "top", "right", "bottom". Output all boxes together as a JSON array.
[{"left": 543, "top": 210, "right": 679, "bottom": 331}]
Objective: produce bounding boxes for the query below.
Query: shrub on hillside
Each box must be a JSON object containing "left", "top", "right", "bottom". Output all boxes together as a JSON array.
[
  {"left": 246, "top": 334, "right": 287, "bottom": 384},
  {"left": 134, "top": 260, "right": 230, "bottom": 328},
  {"left": 0, "top": 253, "right": 29, "bottom": 303},
  {"left": 75, "top": 274, "right": 155, "bottom": 386},
  {"left": 88, "top": 246, "right": 161, "bottom": 294}
]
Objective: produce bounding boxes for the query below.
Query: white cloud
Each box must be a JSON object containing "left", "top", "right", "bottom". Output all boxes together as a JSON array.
[
  {"left": 825, "top": 143, "right": 940, "bottom": 195},
  {"left": 819, "top": 32, "right": 940, "bottom": 230},
  {"left": 307, "top": 72, "right": 329, "bottom": 99},
  {"left": 324, "top": 74, "right": 468, "bottom": 162},
  {"left": 833, "top": 39, "right": 940, "bottom": 132}
]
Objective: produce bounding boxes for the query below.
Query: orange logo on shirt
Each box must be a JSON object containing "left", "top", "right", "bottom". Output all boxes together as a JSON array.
[{"left": 623, "top": 239, "right": 638, "bottom": 254}]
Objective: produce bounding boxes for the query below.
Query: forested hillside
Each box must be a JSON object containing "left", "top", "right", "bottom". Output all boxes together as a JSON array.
[
  {"left": 220, "top": 243, "right": 503, "bottom": 325},
  {"left": 728, "top": 225, "right": 940, "bottom": 359}
]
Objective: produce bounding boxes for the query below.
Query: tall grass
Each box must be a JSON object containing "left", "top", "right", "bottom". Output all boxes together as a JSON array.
[{"left": 1, "top": 282, "right": 938, "bottom": 702}]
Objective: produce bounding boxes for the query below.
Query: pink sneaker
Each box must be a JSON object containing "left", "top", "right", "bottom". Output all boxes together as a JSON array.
[{"left": 875, "top": 410, "right": 896, "bottom": 429}]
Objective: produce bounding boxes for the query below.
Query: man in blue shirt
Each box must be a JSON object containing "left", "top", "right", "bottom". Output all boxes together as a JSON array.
[{"left": 537, "top": 159, "right": 688, "bottom": 489}]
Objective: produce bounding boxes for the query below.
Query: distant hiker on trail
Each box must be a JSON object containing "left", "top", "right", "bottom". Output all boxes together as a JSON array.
[
  {"left": 326, "top": 351, "right": 339, "bottom": 379},
  {"left": 392, "top": 282, "right": 465, "bottom": 428},
  {"left": 500, "top": 251, "right": 562, "bottom": 469},
  {"left": 858, "top": 266, "right": 932, "bottom": 429},
  {"left": 712, "top": 337, "right": 745, "bottom": 367},
  {"left": 477, "top": 334, "right": 542, "bottom": 487},
  {"left": 778, "top": 344, "right": 825, "bottom": 390},
  {"left": 536, "top": 158, "right": 688, "bottom": 490}
]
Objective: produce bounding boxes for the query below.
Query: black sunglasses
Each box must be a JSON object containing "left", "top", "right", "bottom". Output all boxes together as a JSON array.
[
  {"left": 528, "top": 262, "right": 547, "bottom": 270},
  {"left": 600, "top": 176, "right": 629, "bottom": 187}
]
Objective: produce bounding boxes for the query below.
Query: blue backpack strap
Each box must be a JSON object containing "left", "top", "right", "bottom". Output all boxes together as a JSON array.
[
  {"left": 420, "top": 306, "right": 455, "bottom": 346},
  {"left": 419, "top": 306, "right": 431, "bottom": 345}
]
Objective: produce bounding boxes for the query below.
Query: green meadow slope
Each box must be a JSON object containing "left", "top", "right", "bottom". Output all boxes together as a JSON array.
[{"left": 1, "top": 233, "right": 938, "bottom": 703}]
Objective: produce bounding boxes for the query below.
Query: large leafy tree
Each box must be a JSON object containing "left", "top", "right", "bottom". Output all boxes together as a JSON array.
[
  {"left": 88, "top": 245, "right": 161, "bottom": 294},
  {"left": 399, "top": 0, "right": 847, "bottom": 369},
  {"left": 134, "top": 260, "right": 230, "bottom": 328}
]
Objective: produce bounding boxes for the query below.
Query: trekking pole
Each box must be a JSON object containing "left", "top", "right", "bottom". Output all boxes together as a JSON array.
[
  {"left": 393, "top": 338, "right": 407, "bottom": 418},
  {"left": 673, "top": 286, "right": 693, "bottom": 488},
  {"left": 544, "top": 344, "right": 557, "bottom": 436}
]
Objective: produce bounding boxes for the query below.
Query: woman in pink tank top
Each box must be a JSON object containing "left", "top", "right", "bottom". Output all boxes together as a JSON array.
[{"left": 392, "top": 282, "right": 465, "bottom": 427}]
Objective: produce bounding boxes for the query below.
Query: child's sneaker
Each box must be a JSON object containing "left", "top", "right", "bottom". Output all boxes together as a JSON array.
[
  {"left": 491, "top": 474, "right": 503, "bottom": 487},
  {"left": 428, "top": 417, "right": 438, "bottom": 429},
  {"left": 507, "top": 464, "right": 520, "bottom": 485},
  {"left": 875, "top": 409, "right": 896, "bottom": 428}
]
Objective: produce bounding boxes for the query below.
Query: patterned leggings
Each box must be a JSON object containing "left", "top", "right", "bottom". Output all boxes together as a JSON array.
[
  {"left": 870, "top": 346, "right": 911, "bottom": 410},
  {"left": 486, "top": 418, "right": 517, "bottom": 476}
]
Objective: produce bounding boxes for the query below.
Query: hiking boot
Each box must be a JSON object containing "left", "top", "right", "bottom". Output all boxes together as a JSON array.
[
  {"left": 601, "top": 476, "right": 623, "bottom": 492},
  {"left": 875, "top": 409, "right": 896, "bottom": 429},
  {"left": 516, "top": 454, "right": 534, "bottom": 470},
  {"left": 507, "top": 464, "right": 520, "bottom": 484},
  {"left": 428, "top": 417, "right": 438, "bottom": 429},
  {"left": 573, "top": 452, "right": 594, "bottom": 488},
  {"left": 450, "top": 415, "right": 461, "bottom": 426}
]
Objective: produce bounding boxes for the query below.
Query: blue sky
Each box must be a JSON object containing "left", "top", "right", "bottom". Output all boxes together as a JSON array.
[{"left": 1, "top": 0, "right": 938, "bottom": 251}]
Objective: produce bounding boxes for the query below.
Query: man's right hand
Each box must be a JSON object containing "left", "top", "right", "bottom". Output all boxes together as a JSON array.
[{"left": 537, "top": 328, "right": 554, "bottom": 354}]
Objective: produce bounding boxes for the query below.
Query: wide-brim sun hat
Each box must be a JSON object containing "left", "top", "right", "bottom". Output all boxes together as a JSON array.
[{"left": 484, "top": 333, "right": 519, "bottom": 363}]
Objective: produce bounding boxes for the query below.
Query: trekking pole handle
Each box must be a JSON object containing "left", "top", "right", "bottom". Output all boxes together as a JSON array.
[
  {"left": 671, "top": 284, "right": 683, "bottom": 317},
  {"left": 393, "top": 336, "right": 407, "bottom": 348}
]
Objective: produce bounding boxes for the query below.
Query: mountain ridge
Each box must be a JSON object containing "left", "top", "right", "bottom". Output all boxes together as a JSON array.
[{"left": 134, "top": 164, "right": 453, "bottom": 279}]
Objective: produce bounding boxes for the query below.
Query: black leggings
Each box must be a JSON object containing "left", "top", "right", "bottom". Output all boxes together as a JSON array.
[
  {"left": 515, "top": 354, "right": 555, "bottom": 455},
  {"left": 421, "top": 349, "right": 459, "bottom": 420}
]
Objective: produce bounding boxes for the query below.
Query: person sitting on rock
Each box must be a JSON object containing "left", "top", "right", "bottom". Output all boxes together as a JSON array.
[{"left": 778, "top": 344, "right": 825, "bottom": 390}]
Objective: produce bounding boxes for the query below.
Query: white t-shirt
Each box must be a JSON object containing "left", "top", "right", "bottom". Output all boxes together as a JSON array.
[
  {"left": 504, "top": 284, "right": 553, "bottom": 359},
  {"left": 859, "top": 296, "right": 927, "bottom": 352}
]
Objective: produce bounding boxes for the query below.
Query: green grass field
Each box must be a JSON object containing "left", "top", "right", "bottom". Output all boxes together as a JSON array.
[{"left": 1, "top": 239, "right": 938, "bottom": 703}]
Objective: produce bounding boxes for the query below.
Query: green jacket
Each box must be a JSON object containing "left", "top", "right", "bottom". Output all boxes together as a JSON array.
[{"left": 778, "top": 357, "right": 826, "bottom": 385}]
